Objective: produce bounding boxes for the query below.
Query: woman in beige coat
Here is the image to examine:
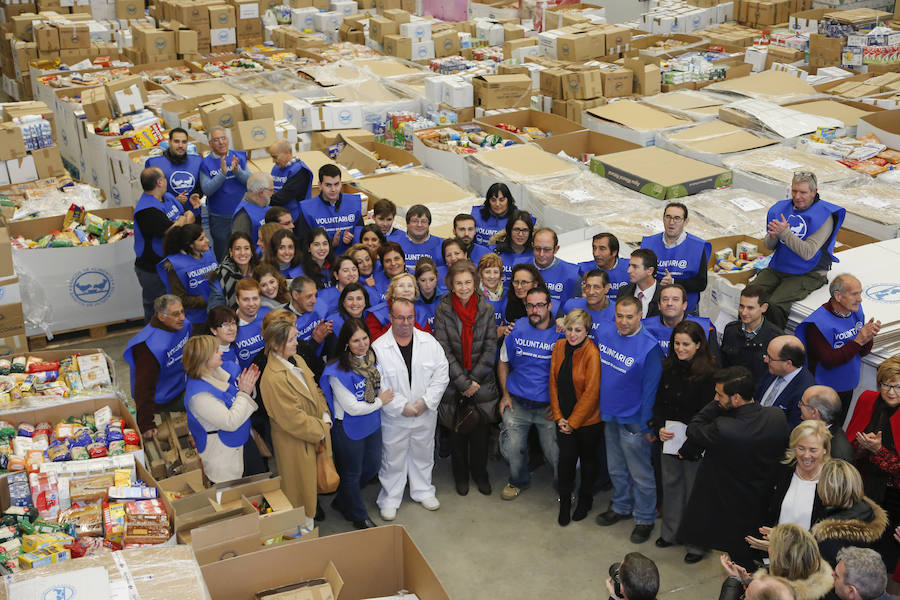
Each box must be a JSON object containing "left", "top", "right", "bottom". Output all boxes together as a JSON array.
[{"left": 260, "top": 319, "right": 332, "bottom": 528}]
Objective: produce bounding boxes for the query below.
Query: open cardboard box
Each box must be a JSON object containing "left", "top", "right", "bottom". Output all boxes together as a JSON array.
[
  {"left": 857, "top": 108, "right": 900, "bottom": 149},
  {"left": 190, "top": 507, "right": 318, "bottom": 565},
  {"left": 474, "top": 108, "right": 586, "bottom": 142},
  {"left": 533, "top": 129, "right": 641, "bottom": 160},
  {"left": 410, "top": 121, "right": 518, "bottom": 188},
  {"left": 351, "top": 170, "right": 475, "bottom": 210},
  {"left": 158, "top": 468, "right": 205, "bottom": 500},
  {"left": 707, "top": 234, "right": 770, "bottom": 285},
  {"left": 201, "top": 525, "right": 449, "bottom": 600},
  {"left": 583, "top": 99, "right": 692, "bottom": 146},
  {"left": 335, "top": 135, "right": 421, "bottom": 175}
]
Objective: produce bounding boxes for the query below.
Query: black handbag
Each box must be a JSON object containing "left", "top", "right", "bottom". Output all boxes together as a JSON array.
[{"left": 454, "top": 398, "right": 484, "bottom": 434}]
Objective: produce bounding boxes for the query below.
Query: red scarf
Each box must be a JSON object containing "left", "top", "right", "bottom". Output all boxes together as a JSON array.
[{"left": 452, "top": 293, "right": 479, "bottom": 370}]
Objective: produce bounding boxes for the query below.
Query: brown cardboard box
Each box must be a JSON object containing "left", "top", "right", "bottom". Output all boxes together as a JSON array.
[
  {"left": 809, "top": 33, "right": 844, "bottom": 68},
  {"left": 33, "top": 22, "right": 59, "bottom": 51},
  {"left": 80, "top": 86, "right": 113, "bottom": 122},
  {"left": 540, "top": 68, "right": 569, "bottom": 98},
  {"left": 176, "top": 28, "right": 198, "bottom": 54},
  {"left": 383, "top": 34, "right": 412, "bottom": 59},
  {"left": 10, "top": 14, "right": 42, "bottom": 41},
  {"left": 0, "top": 229, "right": 13, "bottom": 279},
  {"left": 368, "top": 16, "right": 398, "bottom": 44},
  {"left": 232, "top": 118, "right": 278, "bottom": 151},
  {"left": 601, "top": 24, "right": 632, "bottom": 53},
  {"left": 473, "top": 74, "right": 532, "bottom": 110},
  {"left": 433, "top": 29, "right": 459, "bottom": 57},
  {"left": 207, "top": 3, "right": 236, "bottom": 27},
  {"left": 503, "top": 37, "right": 536, "bottom": 60},
  {"left": 137, "top": 29, "right": 177, "bottom": 56},
  {"left": 383, "top": 8, "right": 410, "bottom": 21},
  {"left": 624, "top": 57, "right": 661, "bottom": 96},
  {"left": 116, "top": 0, "right": 143, "bottom": 18},
  {"left": 562, "top": 69, "right": 603, "bottom": 100},
  {"left": 104, "top": 75, "right": 148, "bottom": 115},
  {"left": 199, "top": 94, "right": 243, "bottom": 130},
  {"left": 765, "top": 44, "right": 803, "bottom": 68},
  {"left": 503, "top": 22, "right": 524, "bottom": 40},
  {"left": 0, "top": 125, "right": 26, "bottom": 161},
  {"left": 57, "top": 23, "right": 89, "bottom": 49},
  {"left": 173, "top": 1, "right": 212, "bottom": 27},
  {"left": 600, "top": 66, "right": 633, "bottom": 98},
  {"left": 557, "top": 28, "right": 605, "bottom": 62},
  {"left": 476, "top": 109, "right": 585, "bottom": 142},
  {"left": 534, "top": 129, "right": 638, "bottom": 160},
  {"left": 32, "top": 146, "right": 66, "bottom": 179},
  {"left": 240, "top": 94, "right": 275, "bottom": 120}
]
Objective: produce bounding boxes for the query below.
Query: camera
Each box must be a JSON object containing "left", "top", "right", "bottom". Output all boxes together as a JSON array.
[{"left": 609, "top": 562, "right": 622, "bottom": 599}]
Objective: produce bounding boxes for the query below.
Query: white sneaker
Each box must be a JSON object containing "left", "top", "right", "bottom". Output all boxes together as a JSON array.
[
  {"left": 380, "top": 507, "right": 397, "bottom": 521},
  {"left": 420, "top": 496, "right": 440, "bottom": 511}
]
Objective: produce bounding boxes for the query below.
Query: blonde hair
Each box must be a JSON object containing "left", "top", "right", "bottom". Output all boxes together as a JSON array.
[
  {"left": 817, "top": 459, "right": 864, "bottom": 510},
  {"left": 263, "top": 308, "right": 296, "bottom": 331},
  {"left": 183, "top": 335, "right": 218, "bottom": 379},
  {"left": 263, "top": 319, "right": 296, "bottom": 356},
  {"left": 768, "top": 524, "right": 824, "bottom": 581},
  {"left": 782, "top": 420, "right": 831, "bottom": 465},
  {"left": 876, "top": 355, "right": 900, "bottom": 387},
  {"left": 563, "top": 308, "right": 592, "bottom": 331},
  {"left": 257, "top": 223, "right": 282, "bottom": 254},
  {"left": 385, "top": 272, "right": 418, "bottom": 303}
]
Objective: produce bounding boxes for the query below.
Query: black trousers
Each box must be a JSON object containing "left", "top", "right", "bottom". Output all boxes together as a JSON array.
[
  {"left": 557, "top": 422, "right": 602, "bottom": 498},
  {"left": 450, "top": 421, "right": 490, "bottom": 484}
]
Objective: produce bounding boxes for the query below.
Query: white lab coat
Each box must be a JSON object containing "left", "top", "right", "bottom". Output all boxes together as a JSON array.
[{"left": 372, "top": 327, "right": 449, "bottom": 510}]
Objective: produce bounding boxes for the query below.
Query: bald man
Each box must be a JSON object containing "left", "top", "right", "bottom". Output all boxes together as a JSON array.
[
  {"left": 795, "top": 273, "right": 881, "bottom": 425},
  {"left": 720, "top": 573, "right": 796, "bottom": 600},
  {"left": 267, "top": 139, "right": 312, "bottom": 226},
  {"left": 800, "top": 385, "right": 854, "bottom": 461},
  {"left": 755, "top": 335, "right": 816, "bottom": 428}
]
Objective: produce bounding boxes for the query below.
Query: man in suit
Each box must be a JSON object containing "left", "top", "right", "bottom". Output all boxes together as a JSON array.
[
  {"left": 616, "top": 248, "right": 660, "bottom": 319},
  {"left": 372, "top": 297, "right": 449, "bottom": 522},
  {"left": 756, "top": 335, "right": 816, "bottom": 428},
  {"left": 834, "top": 547, "right": 900, "bottom": 600},
  {"left": 678, "top": 366, "right": 790, "bottom": 568},
  {"left": 800, "top": 385, "right": 854, "bottom": 462}
]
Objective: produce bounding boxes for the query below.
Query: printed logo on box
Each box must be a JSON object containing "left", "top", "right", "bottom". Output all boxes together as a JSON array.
[
  {"left": 111, "top": 186, "right": 122, "bottom": 205},
  {"left": 154, "top": 38, "right": 167, "bottom": 50},
  {"left": 865, "top": 284, "right": 900, "bottom": 304},
  {"left": 218, "top": 13, "right": 228, "bottom": 23},
  {"left": 250, "top": 126, "right": 266, "bottom": 141},
  {"left": 219, "top": 114, "right": 234, "bottom": 127},
  {"left": 217, "top": 30, "right": 230, "bottom": 40},
  {"left": 338, "top": 110, "right": 352, "bottom": 124},
  {"left": 126, "top": 4, "right": 137, "bottom": 15},
  {"left": 42, "top": 584, "right": 76, "bottom": 600},
  {"left": 70, "top": 268, "right": 114, "bottom": 306}
]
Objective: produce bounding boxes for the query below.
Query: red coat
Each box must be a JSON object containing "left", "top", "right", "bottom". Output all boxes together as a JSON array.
[{"left": 847, "top": 390, "right": 900, "bottom": 451}]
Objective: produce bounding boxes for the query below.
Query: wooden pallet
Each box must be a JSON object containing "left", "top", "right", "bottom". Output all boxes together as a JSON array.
[
  {"left": 28, "top": 317, "right": 145, "bottom": 350},
  {"left": 147, "top": 411, "right": 201, "bottom": 479}
]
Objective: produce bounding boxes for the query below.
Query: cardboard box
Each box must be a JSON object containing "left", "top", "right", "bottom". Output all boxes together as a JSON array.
[
  {"left": 368, "top": 15, "right": 398, "bottom": 43},
  {"left": 199, "top": 94, "right": 243, "bottom": 130},
  {"left": 534, "top": 129, "right": 640, "bottom": 160},
  {"left": 57, "top": 23, "right": 89, "bottom": 49},
  {"left": 201, "top": 526, "right": 449, "bottom": 600},
  {"left": 473, "top": 74, "right": 532, "bottom": 110},
  {"left": 32, "top": 146, "right": 67, "bottom": 179},
  {"left": 6, "top": 156, "right": 38, "bottom": 185},
  {"left": 382, "top": 34, "right": 412, "bottom": 59},
  {"left": 707, "top": 234, "right": 772, "bottom": 285},
  {"left": 115, "top": 0, "right": 142, "bottom": 18},
  {"left": 335, "top": 137, "right": 419, "bottom": 174},
  {"left": 584, "top": 100, "right": 692, "bottom": 146},
  {"left": 476, "top": 108, "right": 585, "bottom": 141},
  {"left": 857, "top": 108, "right": 900, "bottom": 150},
  {"left": 561, "top": 69, "right": 603, "bottom": 100},
  {"left": 34, "top": 22, "right": 60, "bottom": 52},
  {"left": 590, "top": 146, "right": 732, "bottom": 199},
  {"left": 232, "top": 118, "right": 277, "bottom": 150},
  {"left": 624, "top": 57, "right": 661, "bottom": 96},
  {"left": 0, "top": 229, "right": 13, "bottom": 279},
  {"left": 190, "top": 508, "right": 317, "bottom": 565},
  {"left": 0, "top": 125, "right": 27, "bottom": 161},
  {"left": 208, "top": 3, "right": 236, "bottom": 27},
  {"left": 240, "top": 94, "right": 275, "bottom": 120},
  {"left": 104, "top": 75, "right": 148, "bottom": 116},
  {"left": 599, "top": 66, "right": 633, "bottom": 98},
  {"left": 433, "top": 29, "right": 460, "bottom": 57},
  {"left": 809, "top": 33, "right": 844, "bottom": 69}
]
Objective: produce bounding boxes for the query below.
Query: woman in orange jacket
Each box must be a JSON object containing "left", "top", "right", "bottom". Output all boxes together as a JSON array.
[{"left": 549, "top": 308, "right": 602, "bottom": 526}]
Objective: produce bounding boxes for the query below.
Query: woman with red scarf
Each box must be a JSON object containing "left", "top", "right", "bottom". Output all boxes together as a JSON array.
[
  {"left": 847, "top": 354, "right": 900, "bottom": 589},
  {"left": 433, "top": 260, "right": 499, "bottom": 497}
]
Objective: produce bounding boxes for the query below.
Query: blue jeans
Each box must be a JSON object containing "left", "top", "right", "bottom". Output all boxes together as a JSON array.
[
  {"left": 135, "top": 266, "right": 166, "bottom": 324},
  {"left": 500, "top": 397, "right": 558, "bottom": 489},
  {"left": 208, "top": 212, "right": 233, "bottom": 262},
  {"left": 605, "top": 422, "right": 657, "bottom": 525},
  {"left": 331, "top": 420, "right": 382, "bottom": 522}
]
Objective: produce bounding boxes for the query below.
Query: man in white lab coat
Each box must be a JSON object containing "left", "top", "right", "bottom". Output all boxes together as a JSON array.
[{"left": 372, "top": 297, "right": 450, "bottom": 521}]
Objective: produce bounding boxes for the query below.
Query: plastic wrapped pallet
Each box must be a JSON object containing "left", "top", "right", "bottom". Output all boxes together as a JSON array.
[
  {"left": 722, "top": 147, "right": 866, "bottom": 199},
  {"left": 640, "top": 90, "right": 735, "bottom": 122},
  {"left": 819, "top": 182, "right": 900, "bottom": 240},
  {"left": 683, "top": 188, "right": 776, "bottom": 238},
  {"left": 0, "top": 546, "right": 210, "bottom": 599},
  {"left": 655, "top": 120, "right": 781, "bottom": 167}
]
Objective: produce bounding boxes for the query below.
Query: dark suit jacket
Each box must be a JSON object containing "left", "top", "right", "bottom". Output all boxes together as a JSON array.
[
  {"left": 829, "top": 423, "right": 855, "bottom": 463},
  {"left": 755, "top": 367, "right": 816, "bottom": 428},
  {"left": 616, "top": 283, "right": 661, "bottom": 318}
]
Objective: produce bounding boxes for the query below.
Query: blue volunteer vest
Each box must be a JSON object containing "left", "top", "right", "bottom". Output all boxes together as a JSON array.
[
  {"left": 578, "top": 258, "right": 630, "bottom": 302},
  {"left": 641, "top": 315, "right": 713, "bottom": 356},
  {"left": 595, "top": 321, "right": 661, "bottom": 420},
  {"left": 232, "top": 200, "right": 268, "bottom": 247},
  {"left": 795, "top": 305, "right": 866, "bottom": 390},
  {"left": 414, "top": 297, "right": 440, "bottom": 331},
  {"left": 185, "top": 377, "right": 251, "bottom": 452},
  {"left": 471, "top": 205, "right": 508, "bottom": 247},
  {"left": 767, "top": 198, "right": 845, "bottom": 275},
  {"left": 485, "top": 295, "right": 507, "bottom": 327},
  {"left": 562, "top": 298, "right": 615, "bottom": 344},
  {"left": 271, "top": 158, "right": 312, "bottom": 221},
  {"left": 497, "top": 250, "right": 531, "bottom": 283},
  {"left": 221, "top": 345, "right": 239, "bottom": 370},
  {"left": 300, "top": 194, "right": 363, "bottom": 255},
  {"left": 504, "top": 317, "right": 562, "bottom": 404},
  {"left": 145, "top": 154, "right": 202, "bottom": 197},
  {"left": 469, "top": 243, "right": 491, "bottom": 266},
  {"left": 368, "top": 302, "right": 391, "bottom": 330},
  {"left": 321, "top": 364, "right": 381, "bottom": 440},
  {"left": 641, "top": 233, "right": 711, "bottom": 313},
  {"left": 296, "top": 305, "right": 328, "bottom": 342},
  {"left": 234, "top": 308, "right": 271, "bottom": 369},
  {"left": 157, "top": 250, "right": 218, "bottom": 326},
  {"left": 537, "top": 259, "right": 580, "bottom": 309},
  {"left": 399, "top": 235, "right": 445, "bottom": 270},
  {"left": 316, "top": 286, "right": 341, "bottom": 315},
  {"left": 281, "top": 264, "right": 305, "bottom": 279},
  {"left": 200, "top": 150, "right": 248, "bottom": 215},
  {"left": 124, "top": 321, "right": 192, "bottom": 403},
  {"left": 134, "top": 192, "right": 184, "bottom": 261}
]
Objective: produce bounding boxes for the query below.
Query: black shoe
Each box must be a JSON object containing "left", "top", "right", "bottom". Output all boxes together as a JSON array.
[
  {"left": 655, "top": 537, "right": 675, "bottom": 548},
  {"left": 558, "top": 496, "right": 572, "bottom": 527},
  {"left": 630, "top": 524, "right": 653, "bottom": 544},
  {"left": 352, "top": 519, "right": 376, "bottom": 529},
  {"left": 572, "top": 497, "right": 592, "bottom": 521},
  {"left": 455, "top": 480, "right": 469, "bottom": 496},
  {"left": 684, "top": 552, "right": 705, "bottom": 564},
  {"left": 315, "top": 505, "right": 326, "bottom": 521},
  {"left": 596, "top": 508, "right": 632, "bottom": 527},
  {"left": 593, "top": 480, "right": 613, "bottom": 494},
  {"left": 475, "top": 478, "right": 491, "bottom": 496}
]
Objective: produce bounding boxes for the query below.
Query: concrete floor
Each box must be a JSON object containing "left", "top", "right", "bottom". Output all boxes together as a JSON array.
[{"left": 61, "top": 330, "right": 728, "bottom": 599}]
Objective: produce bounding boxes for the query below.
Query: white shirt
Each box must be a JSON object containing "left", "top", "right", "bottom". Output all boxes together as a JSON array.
[
  {"left": 778, "top": 472, "right": 818, "bottom": 530},
  {"left": 663, "top": 231, "right": 688, "bottom": 249},
  {"left": 761, "top": 367, "right": 802, "bottom": 407},
  {"left": 329, "top": 374, "right": 383, "bottom": 421},
  {"left": 634, "top": 281, "right": 657, "bottom": 319}
]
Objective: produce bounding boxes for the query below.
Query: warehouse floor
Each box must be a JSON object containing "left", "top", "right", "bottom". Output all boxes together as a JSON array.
[{"left": 70, "top": 331, "right": 726, "bottom": 599}]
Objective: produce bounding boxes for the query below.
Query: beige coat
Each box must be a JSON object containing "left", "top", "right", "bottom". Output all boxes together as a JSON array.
[{"left": 259, "top": 354, "right": 332, "bottom": 519}]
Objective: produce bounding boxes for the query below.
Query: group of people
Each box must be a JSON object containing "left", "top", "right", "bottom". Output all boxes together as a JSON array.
[{"left": 130, "top": 148, "right": 899, "bottom": 598}]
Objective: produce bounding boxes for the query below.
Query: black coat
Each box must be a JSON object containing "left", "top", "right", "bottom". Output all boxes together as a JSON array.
[
  {"left": 678, "top": 401, "right": 790, "bottom": 568},
  {"left": 829, "top": 424, "right": 855, "bottom": 463},
  {"left": 765, "top": 463, "right": 826, "bottom": 527},
  {"left": 720, "top": 318, "right": 783, "bottom": 384},
  {"left": 811, "top": 496, "right": 888, "bottom": 567},
  {"left": 616, "top": 283, "right": 660, "bottom": 318},
  {"left": 652, "top": 360, "right": 714, "bottom": 459}
]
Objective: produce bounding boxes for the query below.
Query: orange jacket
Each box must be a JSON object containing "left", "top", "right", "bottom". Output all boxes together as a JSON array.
[{"left": 549, "top": 338, "right": 601, "bottom": 429}]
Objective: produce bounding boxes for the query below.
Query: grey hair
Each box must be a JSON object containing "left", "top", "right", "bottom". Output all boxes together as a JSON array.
[
  {"left": 289, "top": 275, "right": 315, "bottom": 295},
  {"left": 247, "top": 172, "right": 272, "bottom": 195},
  {"left": 792, "top": 170, "right": 818, "bottom": 192},
  {"left": 269, "top": 139, "right": 291, "bottom": 154},
  {"left": 805, "top": 386, "right": 841, "bottom": 424},
  {"left": 208, "top": 126, "right": 227, "bottom": 140},
  {"left": 154, "top": 294, "right": 182, "bottom": 315},
  {"left": 829, "top": 273, "right": 858, "bottom": 297},
  {"left": 837, "top": 547, "right": 887, "bottom": 599}
]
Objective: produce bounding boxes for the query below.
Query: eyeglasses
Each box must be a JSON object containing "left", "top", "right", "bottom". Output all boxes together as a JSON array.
[
  {"left": 210, "top": 136, "right": 228, "bottom": 143},
  {"left": 408, "top": 218, "right": 429, "bottom": 225},
  {"left": 881, "top": 382, "right": 900, "bottom": 393},
  {"left": 664, "top": 215, "right": 685, "bottom": 222},
  {"left": 218, "top": 322, "right": 237, "bottom": 328},
  {"left": 525, "top": 302, "right": 549, "bottom": 310},
  {"left": 764, "top": 352, "right": 784, "bottom": 362},
  {"left": 511, "top": 227, "right": 530, "bottom": 234}
]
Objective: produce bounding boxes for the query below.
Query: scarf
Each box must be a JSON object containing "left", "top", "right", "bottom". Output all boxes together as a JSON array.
[
  {"left": 480, "top": 282, "right": 502, "bottom": 302},
  {"left": 866, "top": 395, "right": 898, "bottom": 452},
  {"left": 452, "top": 293, "right": 479, "bottom": 370},
  {"left": 351, "top": 349, "right": 381, "bottom": 403}
]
